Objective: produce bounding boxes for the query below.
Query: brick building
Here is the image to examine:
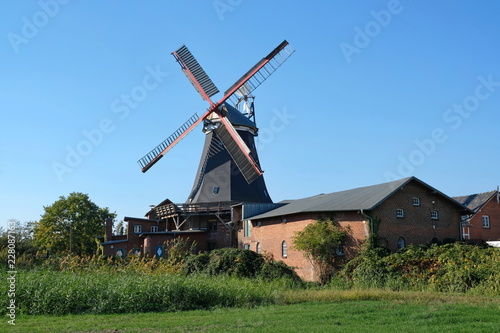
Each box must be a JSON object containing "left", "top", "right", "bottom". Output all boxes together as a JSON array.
[
  {"left": 102, "top": 199, "right": 236, "bottom": 257},
  {"left": 454, "top": 188, "right": 500, "bottom": 244},
  {"left": 101, "top": 176, "right": 478, "bottom": 282},
  {"left": 234, "top": 177, "right": 472, "bottom": 281}
]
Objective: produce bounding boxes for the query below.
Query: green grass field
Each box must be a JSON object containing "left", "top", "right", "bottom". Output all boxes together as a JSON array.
[{"left": 10, "top": 291, "right": 500, "bottom": 333}]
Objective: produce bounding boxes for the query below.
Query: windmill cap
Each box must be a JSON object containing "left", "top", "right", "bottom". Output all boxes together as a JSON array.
[{"left": 222, "top": 103, "right": 257, "bottom": 130}]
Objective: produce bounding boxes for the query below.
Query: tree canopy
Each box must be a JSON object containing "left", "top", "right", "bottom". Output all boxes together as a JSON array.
[
  {"left": 33, "top": 192, "right": 116, "bottom": 256},
  {"left": 293, "top": 217, "right": 349, "bottom": 284}
]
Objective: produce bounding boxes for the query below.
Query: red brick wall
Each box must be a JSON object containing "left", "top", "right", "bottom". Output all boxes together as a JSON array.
[
  {"left": 373, "top": 180, "right": 462, "bottom": 251},
  {"left": 143, "top": 233, "right": 208, "bottom": 256},
  {"left": 102, "top": 238, "right": 128, "bottom": 257},
  {"left": 468, "top": 197, "right": 500, "bottom": 242}
]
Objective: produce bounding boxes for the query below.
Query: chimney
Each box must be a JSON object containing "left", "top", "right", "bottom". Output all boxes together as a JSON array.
[{"left": 105, "top": 217, "right": 113, "bottom": 241}]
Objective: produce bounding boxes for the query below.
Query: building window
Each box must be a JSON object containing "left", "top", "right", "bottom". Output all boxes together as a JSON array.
[
  {"left": 208, "top": 221, "right": 217, "bottom": 232},
  {"left": 244, "top": 244, "right": 250, "bottom": 250},
  {"left": 133, "top": 224, "right": 142, "bottom": 234},
  {"left": 116, "top": 249, "right": 125, "bottom": 258},
  {"left": 396, "top": 209, "right": 404, "bottom": 218},
  {"left": 482, "top": 215, "right": 490, "bottom": 228},
  {"left": 244, "top": 220, "right": 251, "bottom": 237},
  {"left": 431, "top": 210, "right": 439, "bottom": 220},
  {"left": 282, "top": 241, "right": 288, "bottom": 258},
  {"left": 132, "top": 248, "right": 141, "bottom": 256},
  {"left": 462, "top": 226, "right": 470, "bottom": 240},
  {"left": 256, "top": 242, "right": 261, "bottom": 254},
  {"left": 212, "top": 186, "right": 220, "bottom": 194},
  {"left": 412, "top": 197, "right": 420, "bottom": 206},
  {"left": 397, "top": 237, "right": 406, "bottom": 249},
  {"left": 281, "top": 216, "right": 287, "bottom": 223},
  {"left": 150, "top": 225, "right": 158, "bottom": 233}
]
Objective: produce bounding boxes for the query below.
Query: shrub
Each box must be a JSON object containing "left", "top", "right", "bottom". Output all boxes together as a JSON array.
[
  {"left": 339, "top": 243, "right": 500, "bottom": 295},
  {"left": 184, "top": 248, "right": 301, "bottom": 282},
  {"left": 292, "top": 217, "right": 349, "bottom": 285}
]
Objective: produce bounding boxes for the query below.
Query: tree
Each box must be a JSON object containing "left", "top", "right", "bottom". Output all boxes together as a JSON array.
[
  {"left": 0, "top": 219, "right": 37, "bottom": 259},
  {"left": 113, "top": 220, "right": 126, "bottom": 236},
  {"left": 33, "top": 193, "right": 116, "bottom": 256},
  {"left": 292, "top": 217, "right": 349, "bottom": 285}
]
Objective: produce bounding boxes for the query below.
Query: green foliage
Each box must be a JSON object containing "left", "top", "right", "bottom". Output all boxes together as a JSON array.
[
  {"left": 2, "top": 243, "right": 499, "bottom": 318},
  {"left": 164, "top": 237, "right": 195, "bottom": 263},
  {"left": 339, "top": 246, "right": 391, "bottom": 289},
  {"left": 184, "top": 248, "right": 301, "bottom": 282},
  {"left": 293, "top": 217, "right": 349, "bottom": 284},
  {"left": 33, "top": 192, "right": 116, "bottom": 256},
  {"left": 0, "top": 270, "right": 287, "bottom": 315},
  {"left": 339, "top": 243, "right": 500, "bottom": 294},
  {"left": 0, "top": 220, "right": 39, "bottom": 269}
]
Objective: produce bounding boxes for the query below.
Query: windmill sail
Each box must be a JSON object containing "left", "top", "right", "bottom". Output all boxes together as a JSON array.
[
  {"left": 223, "top": 40, "right": 295, "bottom": 107},
  {"left": 214, "top": 116, "right": 263, "bottom": 183},
  {"left": 173, "top": 45, "right": 219, "bottom": 101},
  {"left": 138, "top": 113, "right": 203, "bottom": 172}
]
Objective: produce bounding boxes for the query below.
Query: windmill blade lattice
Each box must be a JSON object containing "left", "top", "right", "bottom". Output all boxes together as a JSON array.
[
  {"left": 137, "top": 112, "right": 202, "bottom": 172},
  {"left": 223, "top": 40, "right": 295, "bottom": 107},
  {"left": 215, "top": 115, "right": 263, "bottom": 183},
  {"left": 173, "top": 45, "right": 219, "bottom": 102}
]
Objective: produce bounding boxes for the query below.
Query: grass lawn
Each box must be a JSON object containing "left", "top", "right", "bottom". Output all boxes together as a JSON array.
[{"left": 10, "top": 293, "right": 500, "bottom": 333}]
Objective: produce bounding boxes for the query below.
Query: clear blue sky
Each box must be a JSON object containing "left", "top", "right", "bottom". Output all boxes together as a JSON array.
[{"left": 1, "top": 1, "right": 499, "bottom": 229}]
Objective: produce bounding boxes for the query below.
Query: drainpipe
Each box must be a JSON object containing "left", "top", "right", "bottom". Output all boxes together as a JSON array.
[{"left": 360, "top": 209, "right": 374, "bottom": 239}]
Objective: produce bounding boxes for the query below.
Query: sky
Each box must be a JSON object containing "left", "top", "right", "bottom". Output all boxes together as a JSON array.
[{"left": 1, "top": 1, "right": 499, "bottom": 230}]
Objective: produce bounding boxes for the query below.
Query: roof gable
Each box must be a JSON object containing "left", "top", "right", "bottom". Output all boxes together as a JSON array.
[{"left": 454, "top": 190, "right": 498, "bottom": 212}]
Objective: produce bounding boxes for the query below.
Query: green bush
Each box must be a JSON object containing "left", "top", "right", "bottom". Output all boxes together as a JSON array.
[
  {"left": 339, "top": 243, "right": 500, "bottom": 295},
  {"left": 184, "top": 248, "right": 301, "bottom": 282}
]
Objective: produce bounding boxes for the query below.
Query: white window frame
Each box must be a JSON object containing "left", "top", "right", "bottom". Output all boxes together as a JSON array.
[
  {"left": 462, "top": 226, "right": 470, "bottom": 240},
  {"left": 150, "top": 225, "right": 158, "bottom": 233},
  {"left": 133, "top": 224, "right": 142, "bottom": 234},
  {"left": 282, "top": 241, "right": 288, "bottom": 258},
  {"left": 244, "top": 220, "right": 251, "bottom": 237},
  {"left": 396, "top": 209, "right": 404, "bottom": 218},
  {"left": 431, "top": 210, "right": 439, "bottom": 220},
  {"left": 482, "top": 215, "right": 490, "bottom": 228},
  {"left": 412, "top": 197, "right": 420, "bottom": 206}
]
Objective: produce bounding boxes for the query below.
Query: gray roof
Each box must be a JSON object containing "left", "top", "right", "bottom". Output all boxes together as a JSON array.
[
  {"left": 248, "top": 177, "right": 470, "bottom": 220},
  {"left": 453, "top": 190, "right": 497, "bottom": 212}
]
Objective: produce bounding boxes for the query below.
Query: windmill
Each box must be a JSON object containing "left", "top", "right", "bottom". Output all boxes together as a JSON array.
[{"left": 138, "top": 40, "right": 294, "bottom": 204}]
